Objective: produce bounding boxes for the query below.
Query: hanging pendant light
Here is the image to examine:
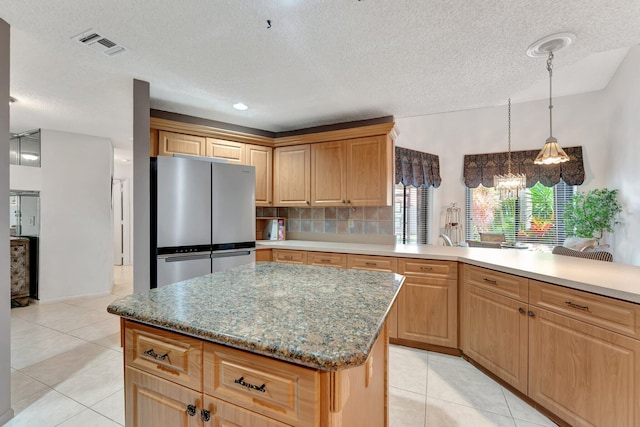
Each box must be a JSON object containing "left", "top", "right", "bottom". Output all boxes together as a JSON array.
[
  {"left": 494, "top": 98, "right": 526, "bottom": 200},
  {"left": 527, "top": 33, "right": 575, "bottom": 165}
]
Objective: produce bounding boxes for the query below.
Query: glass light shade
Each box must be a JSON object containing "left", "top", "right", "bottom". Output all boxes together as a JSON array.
[
  {"left": 494, "top": 172, "right": 527, "bottom": 200},
  {"left": 534, "top": 138, "right": 570, "bottom": 165}
]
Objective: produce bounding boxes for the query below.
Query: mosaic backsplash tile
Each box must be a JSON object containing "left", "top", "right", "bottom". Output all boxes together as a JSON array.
[{"left": 257, "top": 206, "right": 394, "bottom": 237}]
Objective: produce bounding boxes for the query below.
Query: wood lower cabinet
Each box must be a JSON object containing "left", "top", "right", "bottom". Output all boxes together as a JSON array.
[
  {"left": 528, "top": 307, "right": 640, "bottom": 427},
  {"left": 255, "top": 248, "right": 273, "bottom": 262},
  {"left": 307, "top": 251, "right": 347, "bottom": 268},
  {"left": 461, "top": 283, "right": 529, "bottom": 394},
  {"left": 126, "top": 367, "right": 202, "bottom": 427},
  {"left": 397, "top": 259, "right": 458, "bottom": 348},
  {"left": 158, "top": 131, "right": 206, "bottom": 156},
  {"left": 273, "top": 145, "right": 310, "bottom": 207},
  {"left": 124, "top": 319, "right": 388, "bottom": 427}
]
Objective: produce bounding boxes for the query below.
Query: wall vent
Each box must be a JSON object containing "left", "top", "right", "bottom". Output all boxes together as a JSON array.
[{"left": 72, "top": 29, "right": 127, "bottom": 56}]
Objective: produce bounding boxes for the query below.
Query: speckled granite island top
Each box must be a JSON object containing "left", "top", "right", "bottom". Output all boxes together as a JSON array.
[{"left": 107, "top": 262, "right": 404, "bottom": 371}]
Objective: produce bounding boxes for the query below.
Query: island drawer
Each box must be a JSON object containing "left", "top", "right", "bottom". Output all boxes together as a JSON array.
[
  {"left": 398, "top": 258, "right": 457, "bottom": 279},
  {"left": 273, "top": 249, "right": 307, "bottom": 264},
  {"left": 125, "top": 320, "right": 203, "bottom": 391},
  {"left": 462, "top": 264, "right": 528, "bottom": 302},
  {"left": 347, "top": 254, "right": 397, "bottom": 272},
  {"left": 307, "top": 251, "right": 347, "bottom": 268},
  {"left": 203, "top": 342, "right": 319, "bottom": 427},
  {"left": 529, "top": 280, "right": 640, "bottom": 339}
]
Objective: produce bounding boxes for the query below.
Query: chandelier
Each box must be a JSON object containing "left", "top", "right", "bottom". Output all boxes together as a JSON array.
[
  {"left": 494, "top": 98, "right": 526, "bottom": 200},
  {"left": 527, "top": 33, "right": 574, "bottom": 165}
]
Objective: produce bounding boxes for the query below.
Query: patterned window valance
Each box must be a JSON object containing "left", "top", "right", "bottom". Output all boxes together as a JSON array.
[
  {"left": 395, "top": 146, "right": 442, "bottom": 188},
  {"left": 463, "top": 146, "right": 585, "bottom": 188}
]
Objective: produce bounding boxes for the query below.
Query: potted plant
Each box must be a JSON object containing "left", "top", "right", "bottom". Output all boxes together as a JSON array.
[{"left": 564, "top": 188, "right": 622, "bottom": 244}]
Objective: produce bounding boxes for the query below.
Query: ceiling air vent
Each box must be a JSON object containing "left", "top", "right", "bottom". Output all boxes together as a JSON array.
[{"left": 72, "top": 29, "right": 127, "bottom": 56}]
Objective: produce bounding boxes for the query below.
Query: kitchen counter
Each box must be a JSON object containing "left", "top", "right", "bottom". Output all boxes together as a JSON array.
[
  {"left": 107, "top": 262, "right": 404, "bottom": 371},
  {"left": 257, "top": 240, "right": 640, "bottom": 304}
]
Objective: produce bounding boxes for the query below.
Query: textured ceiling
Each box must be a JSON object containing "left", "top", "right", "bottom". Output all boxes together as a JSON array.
[{"left": 3, "top": 1, "right": 640, "bottom": 154}]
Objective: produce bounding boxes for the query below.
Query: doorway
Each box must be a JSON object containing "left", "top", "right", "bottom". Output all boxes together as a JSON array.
[{"left": 112, "top": 178, "right": 131, "bottom": 265}]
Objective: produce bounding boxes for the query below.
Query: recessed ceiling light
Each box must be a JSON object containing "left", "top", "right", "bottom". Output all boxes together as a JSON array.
[
  {"left": 233, "top": 102, "right": 248, "bottom": 111},
  {"left": 9, "top": 96, "right": 17, "bottom": 105}
]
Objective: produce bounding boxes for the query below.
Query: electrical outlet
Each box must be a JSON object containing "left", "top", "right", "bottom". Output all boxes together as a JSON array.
[{"left": 348, "top": 218, "right": 354, "bottom": 228}]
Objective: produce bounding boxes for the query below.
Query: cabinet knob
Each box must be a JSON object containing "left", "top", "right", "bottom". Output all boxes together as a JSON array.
[
  {"left": 306, "top": 201, "right": 310, "bottom": 205},
  {"left": 342, "top": 200, "right": 346, "bottom": 204},
  {"left": 346, "top": 200, "right": 351, "bottom": 204},
  {"left": 518, "top": 307, "right": 525, "bottom": 315},
  {"left": 527, "top": 310, "right": 535, "bottom": 318},
  {"left": 200, "top": 409, "right": 211, "bottom": 422},
  {"left": 186, "top": 404, "right": 197, "bottom": 417}
]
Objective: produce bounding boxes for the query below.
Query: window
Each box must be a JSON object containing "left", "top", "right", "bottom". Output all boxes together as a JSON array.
[
  {"left": 465, "top": 180, "right": 575, "bottom": 249},
  {"left": 394, "top": 184, "right": 431, "bottom": 244}
]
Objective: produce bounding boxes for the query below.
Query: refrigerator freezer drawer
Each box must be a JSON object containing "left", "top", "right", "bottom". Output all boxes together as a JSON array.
[{"left": 157, "top": 253, "right": 212, "bottom": 287}]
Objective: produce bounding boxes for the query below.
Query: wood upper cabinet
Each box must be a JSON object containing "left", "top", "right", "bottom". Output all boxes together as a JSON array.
[
  {"left": 396, "top": 259, "right": 458, "bottom": 348},
  {"left": 274, "top": 145, "right": 311, "bottom": 207},
  {"left": 461, "top": 282, "right": 529, "bottom": 394},
  {"left": 311, "top": 141, "right": 347, "bottom": 206},
  {"left": 345, "top": 135, "right": 393, "bottom": 207},
  {"left": 158, "top": 131, "right": 206, "bottom": 157},
  {"left": 205, "top": 138, "right": 244, "bottom": 164},
  {"left": 246, "top": 144, "right": 273, "bottom": 206},
  {"left": 310, "top": 136, "right": 393, "bottom": 207}
]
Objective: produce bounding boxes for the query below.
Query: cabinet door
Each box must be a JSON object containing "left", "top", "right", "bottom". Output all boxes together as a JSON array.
[
  {"left": 397, "top": 277, "right": 457, "bottom": 348},
  {"left": 529, "top": 308, "right": 640, "bottom": 427},
  {"left": 205, "top": 138, "right": 244, "bottom": 164},
  {"left": 307, "top": 251, "right": 347, "bottom": 268},
  {"left": 125, "top": 367, "right": 202, "bottom": 427},
  {"left": 158, "top": 131, "right": 206, "bottom": 156},
  {"left": 311, "top": 141, "right": 347, "bottom": 206},
  {"left": 246, "top": 144, "right": 273, "bottom": 206},
  {"left": 203, "top": 396, "right": 288, "bottom": 427},
  {"left": 461, "top": 284, "right": 528, "bottom": 394},
  {"left": 345, "top": 136, "right": 392, "bottom": 206},
  {"left": 273, "top": 145, "right": 310, "bottom": 206}
]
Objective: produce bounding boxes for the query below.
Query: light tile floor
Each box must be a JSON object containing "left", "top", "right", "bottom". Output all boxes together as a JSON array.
[{"left": 7, "top": 265, "right": 556, "bottom": 426}]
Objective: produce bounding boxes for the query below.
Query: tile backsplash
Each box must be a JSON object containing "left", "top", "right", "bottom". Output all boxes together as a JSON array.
[{"left": 256, "top": 206, "right": 394, "bottom": 238}]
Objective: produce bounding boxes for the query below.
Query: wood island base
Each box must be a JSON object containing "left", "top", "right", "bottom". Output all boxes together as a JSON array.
[{"left": 123, "top": 319, "right": 389, "bottom": 427}]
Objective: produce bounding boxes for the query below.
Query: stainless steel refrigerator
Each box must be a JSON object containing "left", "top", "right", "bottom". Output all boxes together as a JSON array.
[{"left": 151, "top": 156, "right": 256, "bottom": 288}]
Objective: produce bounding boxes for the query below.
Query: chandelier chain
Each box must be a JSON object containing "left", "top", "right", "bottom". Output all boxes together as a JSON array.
[
  {"left": 507, "top": 98, "right": 511, "bottom": 174},
  {"left": 547, "top": 51, "right": 554, "bottom": 138}
]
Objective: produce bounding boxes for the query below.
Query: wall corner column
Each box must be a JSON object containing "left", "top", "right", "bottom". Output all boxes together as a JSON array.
[
  {"left": 0, "top": 17, "right": 15, "bottom": 426},
  {"left": 133, "top": 79, "right": 150, "bottom": 293}
]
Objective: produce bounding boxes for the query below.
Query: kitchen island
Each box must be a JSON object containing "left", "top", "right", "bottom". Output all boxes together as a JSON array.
[{"left": 108, "top": 262, "right": 404, "bottom": 426}]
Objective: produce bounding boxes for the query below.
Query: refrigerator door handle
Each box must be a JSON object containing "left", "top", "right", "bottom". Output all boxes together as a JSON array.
[
  {"left": 162, "top": 254, "right": 211, "bottom": 262},
  {"left": 212, "top": 251, "right": 252, "bottom": 259}
]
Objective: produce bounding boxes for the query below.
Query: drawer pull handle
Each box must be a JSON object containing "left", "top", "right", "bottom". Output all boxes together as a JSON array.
[
  {"left": 518, "top": 307, "right": 526, "bottom": 315},
  {"left": 283, "top": 255, "right": 292, "bottom": 260},
  {"left": 365, "top": 262, "right": 377, "bottom": 266},
  {"left": 565, "top": 301, "right": 589, "bottom": 312},
  {"left": 321, "top": 259, "right": 332, "bottom": 262},
  {"left": 421, "top": 266, "right": 433, "bottom": 271},
  {"left": 234, "top": 376, "right": 266, "bottom": 393},
  {"left": 143, "top": 348, "right": 168, "bottom": 361},
  {"left": 483, "top": 278, "right": 497, "bottom": 284},
  {"left": 200, "top": 409, "right": 211, "bottom": 422},
  {"left": 186, "top": 404, "right": 197, "bottom": 417}
]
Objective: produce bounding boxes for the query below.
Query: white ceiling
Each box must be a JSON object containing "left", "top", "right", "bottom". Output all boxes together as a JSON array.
[{"left": 4, "top": 1, "right": 640, "bottom": 155}]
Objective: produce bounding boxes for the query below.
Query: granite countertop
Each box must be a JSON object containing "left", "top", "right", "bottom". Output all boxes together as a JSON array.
[
  {"left": 257, "top": 240, "right": 640, "bottom": 304},
  {"left": 107, "top": 262, "right": 404, "bottom": 371}
]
